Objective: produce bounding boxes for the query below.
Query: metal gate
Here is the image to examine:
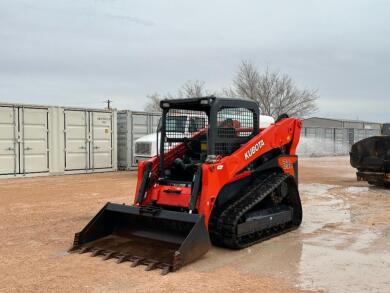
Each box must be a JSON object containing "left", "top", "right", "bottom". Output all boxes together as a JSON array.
[
  {"left": 300, "top": 126, "right": 381, "bottom": 156},
  {"left": 64, "top": 110, "right": 113, "bottom": 171},
  {"left": 0, "top": 106, "right": 49, "bottom": 175}
]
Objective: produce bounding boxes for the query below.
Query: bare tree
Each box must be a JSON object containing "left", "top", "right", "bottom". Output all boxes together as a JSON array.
[
  {"left": 144, "top": 93, "right": 163, "bottom": 112},
  {"left": 232, "top": 61, "right": 318, "bottom": 118},
  {"left": 144, "top": 63, "right": 318, "bottom": 117},
  {"left": 144, "top": 80, "right": 210, "bottom": 112},
  {"left": 177, "top": 80, "right": 208, "bottom": 98}
]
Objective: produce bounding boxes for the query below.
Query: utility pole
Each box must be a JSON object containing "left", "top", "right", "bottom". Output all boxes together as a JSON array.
[{"left": 105, "top": 99, "right": 112, "bottom": 109}]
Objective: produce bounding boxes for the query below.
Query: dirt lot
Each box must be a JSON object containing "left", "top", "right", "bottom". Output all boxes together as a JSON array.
[{"left": 1, "top": 156, "right": 390, "bottom": 293}]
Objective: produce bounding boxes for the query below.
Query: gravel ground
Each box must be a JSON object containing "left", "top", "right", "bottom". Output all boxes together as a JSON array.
[{"left": 1, "top": 156, "right": 389, "bottom": 292}]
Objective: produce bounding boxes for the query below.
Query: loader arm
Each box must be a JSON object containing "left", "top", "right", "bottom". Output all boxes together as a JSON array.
[{"left": 225, "top": 117, "right": 302, "bottom": 177}]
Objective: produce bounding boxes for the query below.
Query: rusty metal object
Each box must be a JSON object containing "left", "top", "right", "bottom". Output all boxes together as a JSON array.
[{"left": 350, "top": 136, "right": 390, "bottom": 186}]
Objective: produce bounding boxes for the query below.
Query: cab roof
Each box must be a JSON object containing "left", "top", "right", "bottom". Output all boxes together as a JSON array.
[{"left": 160, "top": 96, "right": 259, "bottom": 112}]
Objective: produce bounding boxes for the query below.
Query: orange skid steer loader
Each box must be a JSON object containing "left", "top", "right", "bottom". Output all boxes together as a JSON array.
[{"left": 70, "top": 97, "right": 303, "bottom": 275}]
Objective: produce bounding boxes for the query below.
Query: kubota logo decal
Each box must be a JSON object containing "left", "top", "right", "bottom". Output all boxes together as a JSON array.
[{"left": 244, "top": 140, "right": 265, "bottom": 160}]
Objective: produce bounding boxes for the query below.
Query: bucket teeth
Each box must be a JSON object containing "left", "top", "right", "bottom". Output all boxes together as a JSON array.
[
  {"left": 130, "top": 258, "right": 143, "bottom": 267},
  {"left": 79, "top": 247, "right": 91, "bottom": 254},
  {"left": 91, "top": 249, "right": 103, "bottom": 257},
  {"left": 72, "top": 246, "right": 173, "bottom": 275},
  {"left": 116, "top": 254, "right": 129, "bottom": 264},
  {"left": 161, "top": 266, "right": 171, "bottom": 276},
  {"left": 103, "top": 252, "right": 115, "bottom": 261},
  {"left": 145, "top": 261, "right": 158, "bottom": 271}
]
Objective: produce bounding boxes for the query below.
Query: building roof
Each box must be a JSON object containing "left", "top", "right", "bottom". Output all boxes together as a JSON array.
[{"left": 305, "top": 117, "right": 381, "bottom": 125}]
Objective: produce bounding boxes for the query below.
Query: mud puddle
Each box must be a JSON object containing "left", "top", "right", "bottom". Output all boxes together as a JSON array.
[{"left": 190, "top": 182, "right": 390, "bottom": 293}]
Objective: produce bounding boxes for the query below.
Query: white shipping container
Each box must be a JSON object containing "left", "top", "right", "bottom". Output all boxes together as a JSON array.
[
  {"left": 117, "top": 110, "right": 161, "bottom": 170},
  {"left": 0, "top": 103, "right": 117, "bottom": 178}
]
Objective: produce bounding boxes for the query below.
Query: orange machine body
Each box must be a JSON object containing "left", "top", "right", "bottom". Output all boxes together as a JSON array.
[{"left": 135, "top": 117, "right": 302, "bottom": 227}]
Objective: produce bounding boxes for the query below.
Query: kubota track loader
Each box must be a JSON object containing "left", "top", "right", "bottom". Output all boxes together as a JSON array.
[{"left": 70, "top": 97, "right": 303, "bottom": 274}]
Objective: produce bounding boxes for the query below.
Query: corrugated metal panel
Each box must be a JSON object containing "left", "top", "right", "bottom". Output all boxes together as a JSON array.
[
  {"left": 64, "top": 110, "right": 88, "bottom": 170},
  {"left": 64, "top": 109, "right": 115, "bottom": 171},
  {"left": 303, "top": 118, "right": 343, "bottom": 128},
  {"left": 343, "top": 121, "right": 364, "bottom": 129},
  {"left": 335, "top": 128, "right": 348, "bottom": 154},
  {"left": 91, "top": 111, "right": 113, "bottom": 169},
  {"left": 299, "top": 127, "right": 349, "bottom": 156},
  {"left": 117, "top": 111, "right": 161, "bottom": 170},
  {"left": 305, "top": 127, "right": 316, "bottom": 138},
  {"left": 363, "top": 123, "right": 381, "bottom": 130},
  {"left": 0, "top": 106, "right": 17, "bottom": 175},
  {"left": 151, "top": 114, "right": 160, "bottom": 131},
  {"left": 0, "top": 106, "right": 49, "bottom": 175},
  {"left": 354, "top": 129, "right": 365, "bottom": 144},
  {"left": 383, "top": 124, "right": 390, "bottom": 135},
  {"left": 304, "top": 117, "right": 382, "bottom": 131},
  {"left": 117, "top": 112, "right": 129, "bottom": 170},
  {"left": 299, "top": 123, "right": 383, "bottom": 157},
  {"left": 21, "top": 107, "right": 49, "bottom": 173}
]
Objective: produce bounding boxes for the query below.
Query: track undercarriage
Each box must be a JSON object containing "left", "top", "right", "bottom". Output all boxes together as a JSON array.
[{"left": 209, "top": 173, "right": 302, "bottom": 249}]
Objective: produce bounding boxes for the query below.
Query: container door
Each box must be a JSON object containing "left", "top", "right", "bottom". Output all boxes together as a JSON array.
[
  {"left": 64, "top": 110, "right": 89, "bottom": 170},
  {"left": 20, "top": 107, "right": 49, "bottom": 173},
  {"left": 90, "top": 111, "right": 112, "bottom": 169},
  {"left": 0, "top": 106, "right": 18, "bottom": 175},
  {"left": 150, "top": 114, "right": 161, "bottom": 133},
  {"left": 131, "top": 113, "right": 150, "bottom": 167},
  {"left": 117, "top": 112, "right": 128, "bottom": 169}
]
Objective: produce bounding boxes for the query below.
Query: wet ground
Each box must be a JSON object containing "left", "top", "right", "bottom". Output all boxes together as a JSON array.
[{"left": 1, "top": 156, "right": 389, "bottom": 292}]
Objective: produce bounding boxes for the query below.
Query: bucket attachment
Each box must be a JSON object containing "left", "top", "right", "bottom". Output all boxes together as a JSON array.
[{"left": 69, "top": 203, "right": 211, "bottom": 274}]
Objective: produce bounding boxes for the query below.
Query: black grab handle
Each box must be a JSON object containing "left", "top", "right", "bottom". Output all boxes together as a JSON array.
[
  {"left": 136, "top": 162, "right": 152, "bottom": 204},
  {"left": 189, "top": 167, "right": 202, "bottom": 212}
]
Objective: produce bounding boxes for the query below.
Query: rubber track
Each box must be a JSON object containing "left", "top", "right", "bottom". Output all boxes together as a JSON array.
[{"left": 210, "top": 173, "right": 296, "bottom": 249}]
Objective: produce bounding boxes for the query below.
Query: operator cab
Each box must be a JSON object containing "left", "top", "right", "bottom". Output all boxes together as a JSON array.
[{"left": 158, "top": 97, "right": 260, "bottom": 184}]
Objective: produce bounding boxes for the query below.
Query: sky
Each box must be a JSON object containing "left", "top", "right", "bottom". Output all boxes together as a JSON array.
[{"left": 0, "top": 0, "right": 389, "bottom": 122}]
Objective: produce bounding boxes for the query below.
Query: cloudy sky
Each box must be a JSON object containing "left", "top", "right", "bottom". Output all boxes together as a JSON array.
[{"left": 0, "top": 0, "right": 389, "bottom": 121}]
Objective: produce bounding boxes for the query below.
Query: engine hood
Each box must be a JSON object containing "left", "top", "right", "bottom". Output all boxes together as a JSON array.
[{"left": 135, "top": 132, "right": 159, "bottom": 143}]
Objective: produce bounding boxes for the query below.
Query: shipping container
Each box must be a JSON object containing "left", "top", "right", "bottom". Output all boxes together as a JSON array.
[
  {"left": 0, "top": 103, "right": 117, "bottom": 178},
  {"left": 117, "top": 110, "right": 161, "bottom": 170}
]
